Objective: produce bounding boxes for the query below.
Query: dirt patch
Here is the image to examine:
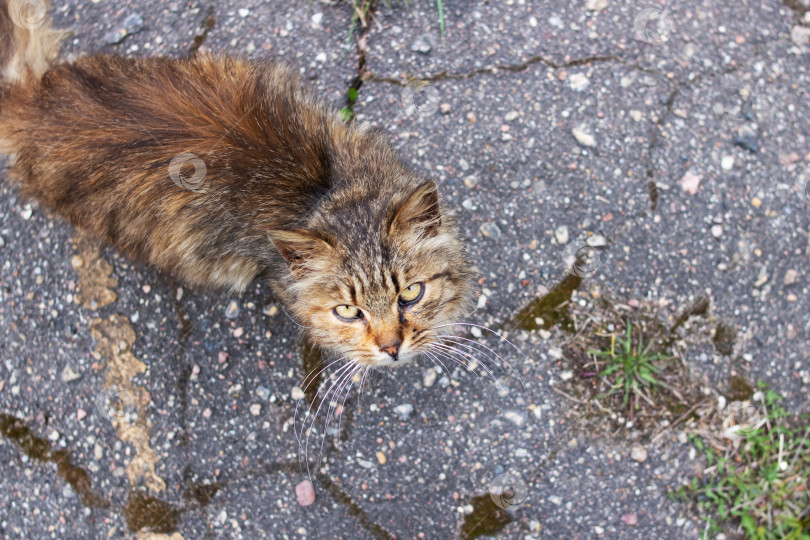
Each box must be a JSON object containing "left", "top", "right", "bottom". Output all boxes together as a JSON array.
[
  {"left": 71, "top": 234, "right": 118, "bottom": 309},
  {"left": 552, "top": 296, "right": 710, "bottom": 439},
  {"left": 90, "top": 314, "right": 166, "bottom": 493}
]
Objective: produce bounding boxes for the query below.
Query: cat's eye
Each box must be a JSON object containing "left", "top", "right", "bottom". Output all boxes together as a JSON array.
[
  {"left": 334, "top": 305, "right": 363, "bottom": 321},
  {"left": 398, "top": 282, "right": 424, "bottom": 305}
]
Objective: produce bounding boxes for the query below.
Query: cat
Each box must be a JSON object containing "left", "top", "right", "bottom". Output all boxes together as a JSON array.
[{"left": 0, "top": 1, "right": 476, "bottom": 369}]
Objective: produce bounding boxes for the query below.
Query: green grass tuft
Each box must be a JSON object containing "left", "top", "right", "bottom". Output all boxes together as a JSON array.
[
  {"left": 590, "top": 321, "right": 670, "bottom": 409},
  {"left": 675, "top": 383, "right": 810, "bottom": 539}
]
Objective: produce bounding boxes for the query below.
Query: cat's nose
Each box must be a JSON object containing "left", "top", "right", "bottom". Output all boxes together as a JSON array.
[{"left": 379, "top": 340, "right": 402, "bottom": 360}]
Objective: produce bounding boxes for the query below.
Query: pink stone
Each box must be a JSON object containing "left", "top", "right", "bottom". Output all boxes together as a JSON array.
[
  {"left": 621, "top": 513, "right": 638, "bottom": 526},
  {"left": 296, "top": 480, "right": 315, "bottom": 507}
]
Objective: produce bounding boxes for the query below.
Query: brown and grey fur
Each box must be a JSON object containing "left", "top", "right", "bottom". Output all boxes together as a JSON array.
[{"left": 0, "top": 1, "right": 475, "bottom": 367}]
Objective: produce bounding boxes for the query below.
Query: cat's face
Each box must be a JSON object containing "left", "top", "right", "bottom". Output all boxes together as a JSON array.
[{"left": 270, "top": 181, "right": 476, "bottom": 367}]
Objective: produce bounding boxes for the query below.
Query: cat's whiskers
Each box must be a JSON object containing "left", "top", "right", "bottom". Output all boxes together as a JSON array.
[
  {"left": 302, "top": 359, "right": 359, "bottom": 472},
  {"left": 296, "top": 354, "right": 352, "bottom": 444},
  {"left": 437, "top": 333, "right": 530, "bottom": 399},
  {"left": 424, "top": 346, "right": 499, "bottom": 410},
  {"left": 317, "top": 363, "right": 362, "bottom": 467},
  {"left": 293, "top": 354, "right": 349, "bottom": 445},
  {"left": 429, "top": 342, "right": 502, "bottom": 388},
  {"left": 422, "top": 350, "right": 453, "bottom": 382}
]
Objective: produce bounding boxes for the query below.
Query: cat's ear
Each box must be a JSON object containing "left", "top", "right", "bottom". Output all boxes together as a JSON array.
[
  {"left": 388, "top": 180, "right": 441, "bottom": 238},
  {"left": 268, "top": 229, "right": 332, "bottom": 278}
]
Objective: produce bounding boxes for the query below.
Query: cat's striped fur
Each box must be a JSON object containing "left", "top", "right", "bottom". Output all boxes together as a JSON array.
[{"left": 0, "top": 1, "right": 475, "bottom": 366}]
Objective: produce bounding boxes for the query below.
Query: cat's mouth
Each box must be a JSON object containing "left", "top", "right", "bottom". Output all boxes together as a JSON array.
[{"left": 360, "top": 346, "right": 422, "bottom": 368}]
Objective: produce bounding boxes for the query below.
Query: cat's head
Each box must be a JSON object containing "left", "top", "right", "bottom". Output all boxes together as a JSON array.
[{"left": 269, "top": 180, "right": 476, "bottom": 367}]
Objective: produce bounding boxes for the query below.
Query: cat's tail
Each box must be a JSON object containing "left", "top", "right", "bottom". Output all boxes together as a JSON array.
[{"left": 0, "top": 0, "right": 64, "bottom": 88}]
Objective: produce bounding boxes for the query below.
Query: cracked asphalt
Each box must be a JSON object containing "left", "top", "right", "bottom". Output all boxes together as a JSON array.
[{"left": 1, "top": 0, "right": 809, "bottom": 539}]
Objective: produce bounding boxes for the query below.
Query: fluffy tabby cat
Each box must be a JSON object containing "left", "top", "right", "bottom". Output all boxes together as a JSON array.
[{"left": 0, "top": 1, "right": 476, "bottom": 368}]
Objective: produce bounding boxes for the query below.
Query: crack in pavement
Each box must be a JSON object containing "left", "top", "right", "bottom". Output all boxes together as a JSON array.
[{"left": 365, "top": 52, "right": 661, "bottom": 86}]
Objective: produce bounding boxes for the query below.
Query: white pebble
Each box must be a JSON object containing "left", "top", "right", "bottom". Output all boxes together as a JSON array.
[{"left": 291, "top": 386, "right": 305, "bottom": 400}]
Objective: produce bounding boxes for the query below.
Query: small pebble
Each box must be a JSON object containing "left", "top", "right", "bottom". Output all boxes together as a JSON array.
[
  {"left": 76, "top": 409, "right": 87, "bottom": 421},
  {"left": 791, "top": 25, "right": 810, "bottom": 46},
  {"left": 409, "top": 35, "right": 432, "bottom": 54},
  {"left": 375, "top": 451, "right": 387, "bottom": 464},
  {"left": 440, "top": 103, "right": 451, "bottom": 114},
  {"left": 503, "top": 410, "right": 526, "bottom": 427},
  {"left": 423, "top": 368, "right": 437, "bottom": 388},
  {"left": 784, "top": 269, "right": 798, "bottom": 286},
  {"left": 569, "top": 73, "right": 590, "bottom": 92},
  {"left": 585, "top": 0, "right": 608, "bottom": 12},
  {"left": 250, "top": 403, "right": 261, "bottom": 416},
  {"left": 572, "top": 124, "right": 596, "bottom": 147},
  {"left": 711, "top": 224, "right": 723, "bottom": 238},
  {"left": 61, "top": 365, "right": 82, "bottom": 382},
  {"left": 755, "top": 266, "right": 768, "bottom": 287},
  {"left": 103, "top": 13, "right": 144, "bottom": 44},
  {"left": 142, "top": 285, "right": 151, "bottom": 294},
  {"left": 263, "top": 303, "right": 279, "bottom": 316},
  {"left": 480, "top": 222, "right": 502, "bottom": 240},
  {"left": 295, "top": 480, "right": 316, "bottom": 506},
  {"left": 679, "top": 171, "right": 702, "bottom": 195},
  {"left": 202, "top": 408, "right": 212, "bottom": 419},
  {"left": 630, "top": 444, "right": 647, "bottom": 462},
  {"left": 587, "top": 234, "right": 607, "bottom": 247},
  {"left": 751, "top": 197, "right": 762, "bottom": 208},
  {"left": 233, "top": 327, "right": 244, "bottom": 338},
  {"left": 554, "top": 225, "right": 569, "bottom": 245},
  {"left": 393, "top": 403, "right": 414, "bottom": 419},
  {"left": 721, "top": 155, "right": 734, "bottom": 170},
  {"left": 464, "top": 176, "right": 479, "bottom": 188},
  {"left": 504, "top": 111, "right": 519, "bottom": 122},
  {"left": 291, "top": 386, "right": 305, "bottom": 400},
  {"left": 238, "top": 8, "right": 250, "bottom": 18},
  {"left": 218, "top": 351, "right": 229, "bottom": 363},
  {"left": 621, "top": 513, "right": 638, "bottom": 526},
  {"left": 256, "top": 386, "right": 271, "bottom": 400},
  {"left": 225, "top": 300, "right": 239, "bottom": 319},
  {"left": 733, "top": 134, "right": 759, "bottom": 153}
]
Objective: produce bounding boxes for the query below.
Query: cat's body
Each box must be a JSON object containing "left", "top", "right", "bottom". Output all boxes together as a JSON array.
[{"left": 0, "top": 1, "right": 475, "bottom": 367}]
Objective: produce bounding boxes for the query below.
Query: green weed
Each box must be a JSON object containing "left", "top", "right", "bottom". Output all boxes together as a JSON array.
[
  {"left": 676, "top": 383, "right": 810, "bottom": 539},
  {"left": 590, "top": 321, "right": 671, "bottom": 410}
]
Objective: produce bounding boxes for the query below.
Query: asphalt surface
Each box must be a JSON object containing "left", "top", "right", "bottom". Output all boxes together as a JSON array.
[{"left": 1, "top": 0, "right": 808, "bottom": 539}]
